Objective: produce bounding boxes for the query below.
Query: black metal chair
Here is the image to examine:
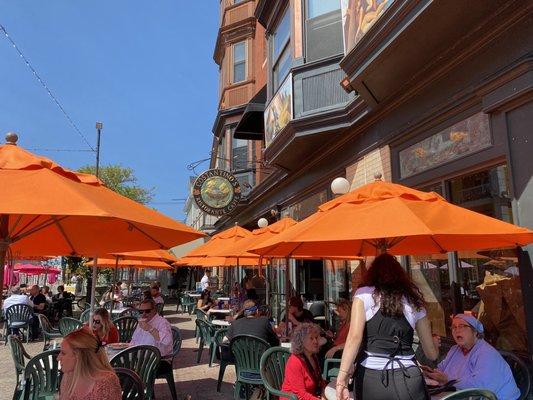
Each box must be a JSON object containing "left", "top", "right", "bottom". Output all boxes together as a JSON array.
[
  {"left": 8, "top": 335, "right": 31, "bottom": 400},
  {"left": 114, "top": 367, "right": 145, "bottom": 400},
  {"left": 4, "top": 304, "right": 34, "bottom": 344},
  {"left": 499, "top": 350, "right": 531, "bottom": 400}
]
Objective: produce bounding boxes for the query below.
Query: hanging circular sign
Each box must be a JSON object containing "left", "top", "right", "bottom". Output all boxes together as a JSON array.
[{"left": 193, "top": 169, "right": 241, "bottom": 216}]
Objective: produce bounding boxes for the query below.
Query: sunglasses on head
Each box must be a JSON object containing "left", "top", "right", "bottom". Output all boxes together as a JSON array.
[
  {"left": 92, "top": 319, "right": 101, "bottom": 325},
  {"left": 140, "top": 308, "right": 153, "bottom": 314}
]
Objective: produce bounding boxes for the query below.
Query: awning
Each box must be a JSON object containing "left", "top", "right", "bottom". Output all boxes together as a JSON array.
[{"left": 234, "top": 86, "right": 266, "bottom": 140}]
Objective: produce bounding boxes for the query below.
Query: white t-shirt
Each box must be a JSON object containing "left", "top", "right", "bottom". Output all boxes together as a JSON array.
[
  {"left": 200, "top": 275, "right": 209, "bottom": 290},
  {"left": 3, "top": 294, "right": 33, "bottom": 311},
  {"left": 354, "top": 286, "right": 426, "bottom": 370}
]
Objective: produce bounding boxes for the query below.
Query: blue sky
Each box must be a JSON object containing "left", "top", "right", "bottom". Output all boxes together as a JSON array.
[{"left": 0, "top": 1, "right": 219, "bottom": 221}]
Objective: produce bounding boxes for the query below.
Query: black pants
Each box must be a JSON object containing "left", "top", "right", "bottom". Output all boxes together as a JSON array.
[{"left": 354, "top": 365, "right": 429, "bottom": 400}]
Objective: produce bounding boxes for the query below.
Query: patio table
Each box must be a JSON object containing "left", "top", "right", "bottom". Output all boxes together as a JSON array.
[
  {"left": 212, "top": 319, "right": 231, "bottom": 327},
  {"left": 188, "top": 293, "right": 201, "bottom": 299},
  {"left": 217, "top": 296, "right": 230, "bottom": 302},
  {"left": 281, "top": 341, "right": 291, "bottom": 349},
  {"left": 207, "top": 308, "right": 233, "bottom": 316}
]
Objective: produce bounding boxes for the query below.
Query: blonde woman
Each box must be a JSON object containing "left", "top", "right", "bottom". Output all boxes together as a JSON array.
[
  {"left": 58, "top": 328, "right": 121, "bottom": 400},
  {"left": 84, "top": 308, "right": 119, "bottom": 345}
]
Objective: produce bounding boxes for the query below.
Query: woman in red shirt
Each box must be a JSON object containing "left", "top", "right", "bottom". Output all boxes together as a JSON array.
[
  {"left": 85, "top": 308, "right": 119, "bottom": 345},
  {"left": 325, "top": 299, "right": 352, "bottom": 359},
  {"left": 282, "top": 323, "right": 326, "bottom": 400}
]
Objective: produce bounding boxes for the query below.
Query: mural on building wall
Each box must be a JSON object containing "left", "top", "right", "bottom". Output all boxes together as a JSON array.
[
  {"left": 399, "top": 112, "right": 492, "bottom": 179},
  {"left": 341, "top": 0, "right": 394, "bottom": 53},
  {"left": 264, "top": 75, "right": 293, "bottom": 147}
]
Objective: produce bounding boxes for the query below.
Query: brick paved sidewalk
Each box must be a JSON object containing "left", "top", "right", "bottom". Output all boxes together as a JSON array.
[{"left": 0, "top": 306, "right": 236, "bottom": 400}]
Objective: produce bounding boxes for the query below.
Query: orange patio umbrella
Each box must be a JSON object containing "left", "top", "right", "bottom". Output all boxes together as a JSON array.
[
  {"left": 86, "top": 258, "right": 173, "bottom": 270},
  {"left": 178, "top": 224, "right": 260, "bottom": 267},
  {"left": 109, "top": 249, "right": 178, "bottom": 263},
  {"left": 250, "top": 178, "right": 533, "bottom": 257},
  {"left": 0, "top": 134, "right": 204, "bottom": 308}
]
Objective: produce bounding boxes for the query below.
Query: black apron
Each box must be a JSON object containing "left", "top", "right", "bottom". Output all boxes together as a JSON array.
[{"left": 354, "top": 309, "right": 429, "bottom": 400}]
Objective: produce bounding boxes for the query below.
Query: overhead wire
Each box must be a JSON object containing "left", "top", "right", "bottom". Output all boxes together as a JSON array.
[{"left": 0, "top": 23, "right": 95, "bottom": 152}]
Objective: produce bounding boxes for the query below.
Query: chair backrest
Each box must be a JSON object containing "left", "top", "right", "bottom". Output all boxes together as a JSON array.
[
  {"left": 117, "top": 307, "right": 140, "bottom": 320},
  {"left": 156, "top": 302, "right": 164, "bottom": 316},
  {"left": 440, "top": 388, "right": 497, "bottom": 400},
  {"left": 58, "top": 317, "right": 83, "bottom": 336},
  {"left": 103, "top": 300, "right": 115, "bottom": 311},
  {"left": 23, "top": 349, "right": 61, "bottom": 400},
  {"left": 76, "top": 296, "right": 88, "bottom": 311},
  {"left": 230, "top": 334, "right": 270, "bottom": 378},
  {"left": 8, "top": 334, "right": 30, "bottom": 379},
  {"left": 79, "top": 308, "right": 91, "bottom": 323},
  {"left": 260, "top": 346, "right": 291, "bottom": 393},
  {"left": 37, "top": 313, "right": 54, "bottom": 334},
  {"left": 195, "top": 319, "right": 214, "bottom": 345},
  {"left": 114, "top": 316, "right": 139, "bottom": 343},
  {"left": 114, "top": 367, "right": 145, "bottom": 400},
  {"left": 110, "top": 345, "right": 161, "bottom": 400},
  {"left": 308, "top": 301, "right": 325, "bottom": 317},
  {"left": 171, "top": 326, "right": 182, "bottom": 359},
  {"left": 6, "top": 304, "right": 34, "bottom": 324},
  {"left": 195, "top": 308, "right": 207, "bottom": 321},
  {"left": 499, "top": 350, "right": 531, "bottom": 400}
]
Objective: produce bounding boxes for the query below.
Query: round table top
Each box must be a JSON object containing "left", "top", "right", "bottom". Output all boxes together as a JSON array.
[
  {"left": 207, "top": 308, "right": 232, "bottom": 314},
  {"left": 188, "top": 293, "right": 201, "bottom": 298},
  {"left": 281, "top": 341, "right": 291, "bottom": 349},
  {"left": 217, "top": 297, "right": 230, "bottom": 301},
  {"left": 212, "top": 319, "right": 231, "bottom": 327}
]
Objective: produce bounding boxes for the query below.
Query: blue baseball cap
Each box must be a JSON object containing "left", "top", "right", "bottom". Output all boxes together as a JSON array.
[{"left": 454, "top": 314, "right": 484, "bottom": 333}]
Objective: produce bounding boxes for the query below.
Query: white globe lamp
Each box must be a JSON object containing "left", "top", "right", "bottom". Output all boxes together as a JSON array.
[
  {"left": 257, "top": 218, "right": 269, "bottom": 228},
  {"left": 331, "top": 177, "right": 350, "bottom": 195}
]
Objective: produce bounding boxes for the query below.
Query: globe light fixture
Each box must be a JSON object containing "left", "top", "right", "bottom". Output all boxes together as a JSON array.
[
  {"left": 331, "top": 177, "right": 350, "bottom": 195},
  {"left": 258, "top": 218, "right": 269, "bottom": 228}
]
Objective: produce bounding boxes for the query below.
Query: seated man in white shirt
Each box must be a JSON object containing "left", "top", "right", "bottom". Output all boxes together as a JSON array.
[
  {"left": 130, "top": 299, "right": 174, "bottom": 373},
  {"left": 200, "top": 270, "right": 211, "bottom": 291}
]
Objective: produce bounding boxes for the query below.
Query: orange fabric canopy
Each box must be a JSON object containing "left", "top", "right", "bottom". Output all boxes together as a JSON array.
[
  {"left": 175, "top": 225, "right": 260, "bottom": 267},
  {"left": 86, "top": 258, "right": 172, "bottom": 270},
  {"left": 108, "top": 249, "right": 178, "bottom": 263},
  {"left": 250, "top": 180, "right": 533, "bottom": 257},
  {"left": 0, "top": 141, "right": 204, "bottom": 258}
]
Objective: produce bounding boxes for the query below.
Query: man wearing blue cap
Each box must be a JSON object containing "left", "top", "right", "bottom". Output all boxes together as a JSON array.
[{"left": 424, "top": 314, "right": 520, "bottom": 399}]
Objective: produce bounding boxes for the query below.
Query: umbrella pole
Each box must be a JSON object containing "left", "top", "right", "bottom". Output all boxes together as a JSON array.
[
  {"left": 285, "top": 256, "right": 290, "bottom": 338},
  {"left": 89, "top": 256, "right": 98, "bottom": 328}
]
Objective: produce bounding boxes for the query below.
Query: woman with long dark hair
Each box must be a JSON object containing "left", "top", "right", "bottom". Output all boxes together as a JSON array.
[{"left": 336, "top": 253, "right": 439, "bottom": 400}]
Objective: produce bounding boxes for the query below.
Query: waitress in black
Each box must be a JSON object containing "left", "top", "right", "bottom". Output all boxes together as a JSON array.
[{"left": 336, "top": 254, "right": 439, "bottom": 400}]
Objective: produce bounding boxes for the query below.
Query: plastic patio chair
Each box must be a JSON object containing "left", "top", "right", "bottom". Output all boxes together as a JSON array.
[
  {"left": 155, "top": 326, "right": 182, "bottom": 400},
  {"left": 215, "top": 329, "right": 233, "bottom": 392},
  {"left": 114, "top": 316, "right": 139, "bottom": 343},
  {"left": 499, "top": 350, "right": 531, "bottom": 400},
  {"left": 195, "top": 308, "right": 208, "bottom": 343},
  {"left": 114, "top": 367, "right": 145, "bottom": 400},
  {"left": 230, "top": 334, "right": 270, "bottom": 399},
  {"left": 8, "top": 335, "right": 31, "bottom": 400},
  {"left": 79, "top": 308, "right": 91, "bottom": 323},
  {"left": 37, "top": 314, "right": 62, "bottom": 351},
  {"left": 260, "top": 346, "right": 297, "bottom": 400},
  {"left": 4, "top": 304, "right": 34, "bottom": 344},
  {"left": 210, "top": 327, "right": 228, "bottom": 367},
  {"left": 22, "top": 349, "right": 61, "bottom": 400},
  {"left": 156, "top": 302, "right": 164, "bottom": 316},
  {"left": 322, "top": 358, "right": 342, "bottom": 381},
  {"left": 195, "top": 318, "right": 215, "bottom": 363},
  {"left": 440, "top": 388, "right": 497, "bottom": 399},
  {"left": 58, "top": 317, "right": 83, "bottom": 336},
  {"left": 110, "top": 345, "right": 161, "bottom": 400}
]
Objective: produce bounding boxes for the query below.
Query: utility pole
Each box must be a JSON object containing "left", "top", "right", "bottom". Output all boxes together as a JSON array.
[{"left": 88, "top": 122, "right": 103, "bottom": 310}]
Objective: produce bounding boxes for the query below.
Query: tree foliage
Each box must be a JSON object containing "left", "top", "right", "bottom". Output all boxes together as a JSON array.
[{"left": 78, "top": 164, "right": 154, "bottom": 204}]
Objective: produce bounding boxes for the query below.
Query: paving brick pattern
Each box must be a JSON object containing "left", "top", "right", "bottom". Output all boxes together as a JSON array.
[{"left": 0, "top": 305, "right": 236, "bottom": 400}]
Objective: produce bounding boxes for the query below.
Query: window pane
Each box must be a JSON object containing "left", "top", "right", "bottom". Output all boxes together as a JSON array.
[
  {"left": 232, "top": 137, "right": 248, "bottom": 170},
  {"left": 234, "top": 42, "right": 245, "bottom": 62},
  {"left": 305, "top": 3, "right": 343, "bottom": 62},
  {"left": 273, "top": 9, "right": 291, "bottom": 60},
  {"left": 307, "top": 0, "right": 340, "bottom": 19},
  {"left": 273, "top": 46, "right": 291, "bottom": 90},
  {"left": 233, "top": 62, "right": 245, "bottom": 83}
]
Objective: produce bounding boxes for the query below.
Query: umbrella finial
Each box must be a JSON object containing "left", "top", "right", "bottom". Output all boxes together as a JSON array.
[
  {"left": 374, "top": 172, "right": 382, "bottom": 181},
  {"left": 5, "top": 132, "right": 18, "bottom": 145}
]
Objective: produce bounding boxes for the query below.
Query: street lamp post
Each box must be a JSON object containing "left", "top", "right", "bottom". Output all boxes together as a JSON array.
[{"left": 95, "top": 122, "right": 103, "bottom": 178}]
